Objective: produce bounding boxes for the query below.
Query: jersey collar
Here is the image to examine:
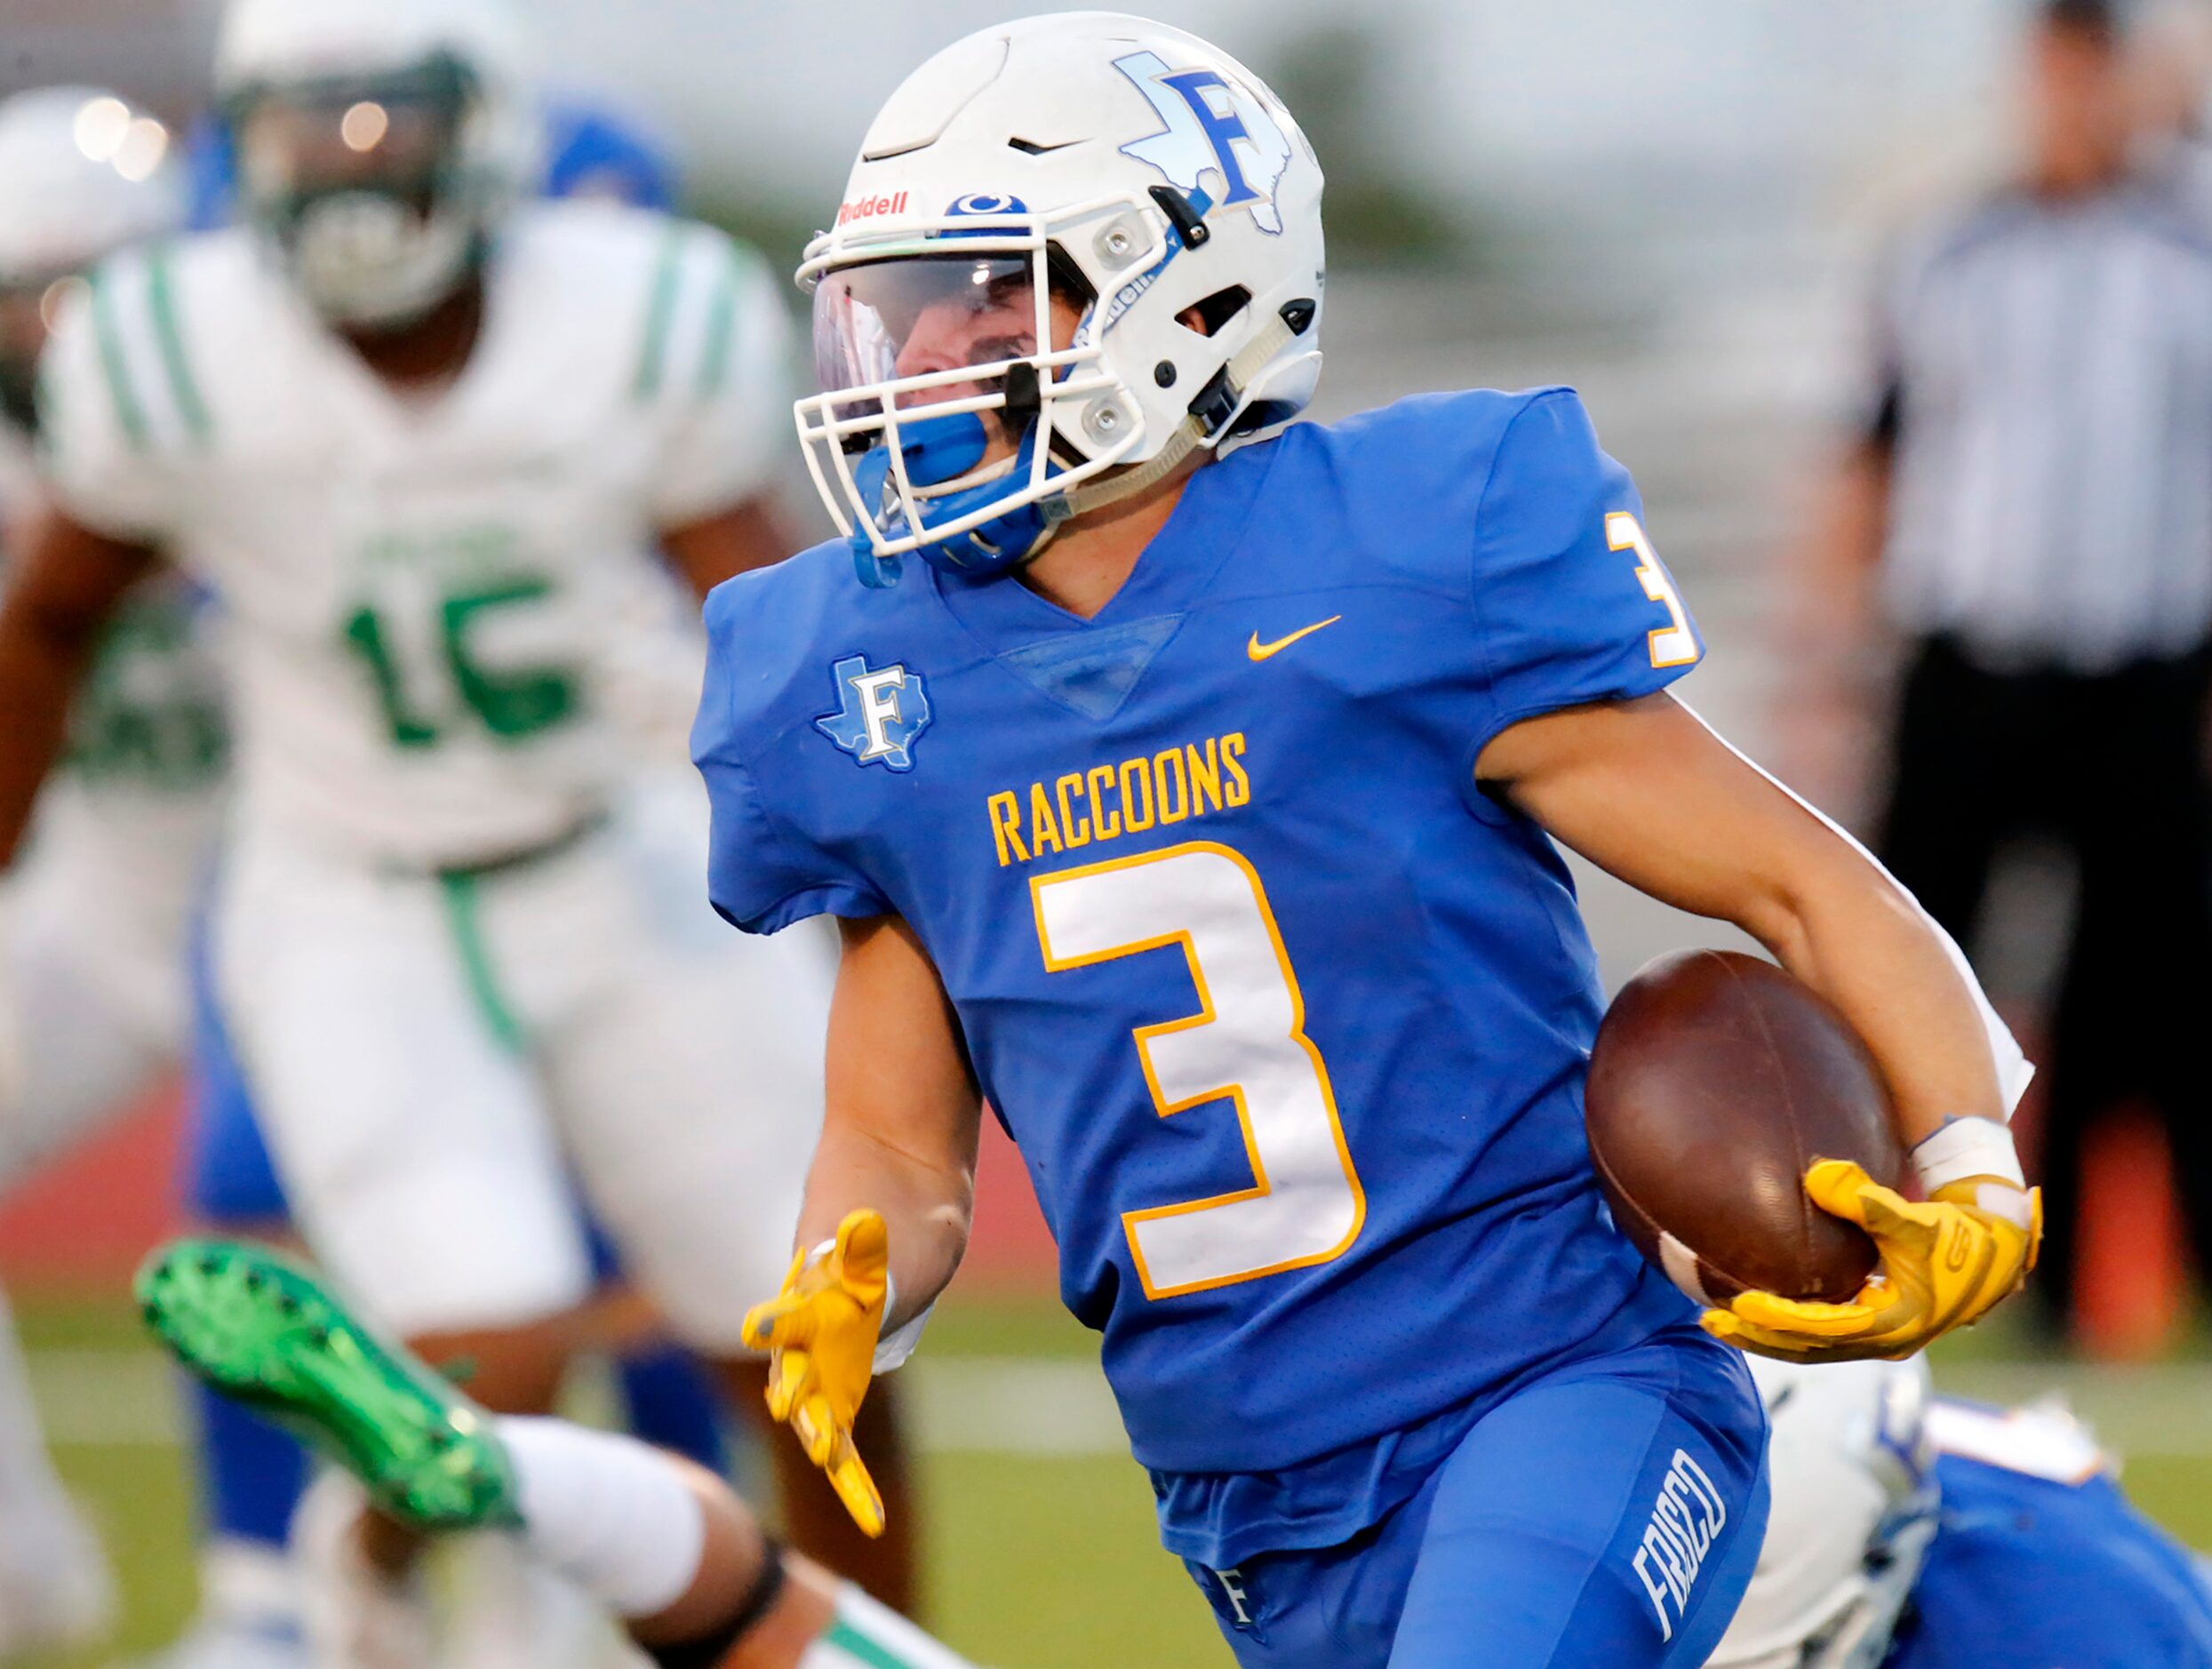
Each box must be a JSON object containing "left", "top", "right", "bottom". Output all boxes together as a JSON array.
[{"left": 925, "top": 433, "right": 1284, "bottom": 656}]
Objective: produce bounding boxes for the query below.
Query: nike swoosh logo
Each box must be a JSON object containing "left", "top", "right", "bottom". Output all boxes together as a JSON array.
[{"left": 1247, "top": 616, "right": 1342, "bottom": 661}]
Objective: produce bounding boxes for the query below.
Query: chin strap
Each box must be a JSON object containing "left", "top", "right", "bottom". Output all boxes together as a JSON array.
[
  {"left": 1055, "top": 415, "right": 1205, "bottom": 521},
  {"left": 884, "top": 309, "right": 1302, "bottom": 582}
]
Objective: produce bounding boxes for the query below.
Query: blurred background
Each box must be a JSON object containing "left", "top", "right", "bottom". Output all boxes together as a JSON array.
[{"left": 4, "top": 1, "right": 2211, "bottom": 1664}]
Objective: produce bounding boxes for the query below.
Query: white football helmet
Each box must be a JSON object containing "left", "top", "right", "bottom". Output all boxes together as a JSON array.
[
  {"left": 795, "top": 12, "right": 1326, "bottom": 587},
  {"left": 1709, "top": 1358, "right": 1940, "bottom": 1669},
  {"left": 0, "top": 86, "right": 183, "bottom": 429},
  {"left": 213, "top": 0, "right": 539, "bottom": 329}
]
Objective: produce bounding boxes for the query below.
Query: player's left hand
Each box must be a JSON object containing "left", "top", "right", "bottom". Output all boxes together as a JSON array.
[
  {"left": 741, "top": 1209, "right": 890, "bottom": 1537},
  {"left": 1700, "top": 1159, "right": 2041, "bottom": 1362}
]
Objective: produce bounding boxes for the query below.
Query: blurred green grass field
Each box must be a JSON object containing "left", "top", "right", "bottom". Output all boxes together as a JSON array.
[{"left": 12, "top": 1293, "right": 2212, "bottom": 1669}]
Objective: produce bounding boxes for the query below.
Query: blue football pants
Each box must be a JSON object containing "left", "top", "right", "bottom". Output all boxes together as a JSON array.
[{"left": 1184, "top": 1328, "right": 1769, "bottom": 1668}]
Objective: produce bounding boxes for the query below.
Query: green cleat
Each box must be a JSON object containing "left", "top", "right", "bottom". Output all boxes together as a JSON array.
[{"left": 136, "top": 1238, "right": 520, "bottom": 1532}]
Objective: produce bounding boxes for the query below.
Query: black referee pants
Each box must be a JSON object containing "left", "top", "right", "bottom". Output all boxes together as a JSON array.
[{"left": 1879, "top": 634, "right": 2212, "bottom": 1333}]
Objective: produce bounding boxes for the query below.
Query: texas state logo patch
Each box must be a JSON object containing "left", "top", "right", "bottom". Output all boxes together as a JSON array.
[{"left": 816, "top": 654, "right": 933, "bottom": 772}]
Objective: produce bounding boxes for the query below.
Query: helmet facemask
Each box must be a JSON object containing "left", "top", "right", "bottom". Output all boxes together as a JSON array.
[
  {"left": 229, "top": 52, "right": 492, "bottom": 331},
  {"left": 797, "top": 198, "right": 1173, "bottom": 588}
]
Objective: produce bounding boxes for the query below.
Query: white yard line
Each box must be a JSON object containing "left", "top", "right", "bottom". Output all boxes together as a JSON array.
[
  {"left": 25, "top": 1349, "right": 2212, "bottom": 1464},
  {"left": 22, "top": 1350, "right": 1133, "bottom": 1457}
]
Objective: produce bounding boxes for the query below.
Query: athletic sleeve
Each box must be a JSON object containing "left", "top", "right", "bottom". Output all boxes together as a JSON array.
[
  {"left": 1466, "top": 387, "right": 1702, "bottom": 754},
  {"left": 35, "top": 254, "right": 191, "bottom": 545},
  {"left": 644, "top": 227, "right": 798, "bottom": 529},
  {"left": 691, "top": 579, "right": 895, "bottom": 934}
]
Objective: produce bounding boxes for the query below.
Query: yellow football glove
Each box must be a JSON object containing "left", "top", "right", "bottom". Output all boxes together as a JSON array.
[
  {"left": 1702, "top": 1158, "right": 2041, "bottom": 1363},
  {"left": 740, "top": 1209, "right": 890, "bottom": 1537}
]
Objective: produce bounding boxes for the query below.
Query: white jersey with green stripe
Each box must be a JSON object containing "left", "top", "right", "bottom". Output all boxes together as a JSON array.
[{"left": 36, "top": 198, "right": 791, "bottom": 868}]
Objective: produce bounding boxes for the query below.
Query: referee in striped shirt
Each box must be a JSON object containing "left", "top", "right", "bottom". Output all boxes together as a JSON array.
[{"left": 1849, "top": 0, "right": 2212, "bottom": 1336}]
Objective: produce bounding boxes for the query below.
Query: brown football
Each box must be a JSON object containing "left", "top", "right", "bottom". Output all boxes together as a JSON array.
[{"left": 1585, "top": 949, "right": 1905, "bottom": 1307}]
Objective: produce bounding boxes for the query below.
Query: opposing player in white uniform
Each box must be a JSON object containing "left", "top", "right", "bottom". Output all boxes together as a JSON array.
[
  {"left": 142, "top": 1238, "right": 971, "bottom": 1669},
  {"left": 0, "top": 84, "right": 220, "bottom": 1657},
  {"left": 0, "top": 87, "right": 222, "bottom": 1218},
  {"left": 0, "top": 0, "right": 915, "bottom": 1653}
]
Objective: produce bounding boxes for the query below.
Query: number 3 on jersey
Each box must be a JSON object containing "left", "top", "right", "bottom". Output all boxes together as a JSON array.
[
  {"left": 1608, "top": 511, "right": 1698, "bottom": 669},
  {"left": 1031, "top": 842, "right": 1365, "bottom": 1299}
]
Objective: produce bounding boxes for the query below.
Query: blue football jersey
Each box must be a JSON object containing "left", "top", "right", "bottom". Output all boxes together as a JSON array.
[
  {"left": 694, "top": 387, "right": 1705, "bottom": 1561},
  {"left": 1896, "top": 1447, "right": 2212, "bottom": 1667}
]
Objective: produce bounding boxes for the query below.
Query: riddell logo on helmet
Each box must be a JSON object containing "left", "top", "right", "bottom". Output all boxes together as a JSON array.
[{"left": 836, "top": 191, "right": 910, "bottom": 227}]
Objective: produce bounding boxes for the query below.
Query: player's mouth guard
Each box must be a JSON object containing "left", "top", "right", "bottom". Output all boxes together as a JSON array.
[
  {"left": 844, "top": 379, "right": 1058, "bottom": 587},
  {"left": 837, "top": 306, "right": 1302, "bottom": 589}
]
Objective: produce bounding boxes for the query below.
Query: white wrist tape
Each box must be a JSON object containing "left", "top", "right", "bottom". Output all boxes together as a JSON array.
[
  {"left": 799, "top": 1241, "right": 930, "bottom": 1375},
  {"left": 874, "top": 1267, "right": 932, "bottom": 1374},
  {"left": 1912, "top": 1116, "right": 2026, "bottom": 1194}
]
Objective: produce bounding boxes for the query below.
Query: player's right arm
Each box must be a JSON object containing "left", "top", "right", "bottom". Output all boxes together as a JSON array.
[
  {"left": 693, "top": 568, "right": 982, "bottom": 1534},
  {"left": 0, "top": 507, "right": 157, "bottom": 865},
  {"left": 803, "top": 914, "right": 982, "bottom": 1310},
  {"left": 740, "top": 913, "right": 980, "bottom": 1537}
]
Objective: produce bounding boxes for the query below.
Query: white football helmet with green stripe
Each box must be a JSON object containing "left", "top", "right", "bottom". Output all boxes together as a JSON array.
[
  {"left": 0, "top": 88, "right": 182, "bottom": 282},
  {"left": 214, "top": 0, "right": 539, "bottom": 328},
  {"left": 0, "top": 87, "right": 182, "bottom": 432}
]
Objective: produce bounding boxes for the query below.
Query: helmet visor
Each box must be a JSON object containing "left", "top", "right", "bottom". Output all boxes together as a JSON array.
[
  {"left": 796, "top": 247, "right": 1131, "bottom": 563},
  {"left": 813, "top": 254, "right": 1051, "bottom": 416}
]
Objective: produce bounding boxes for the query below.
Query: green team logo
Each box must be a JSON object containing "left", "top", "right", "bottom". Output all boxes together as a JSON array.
[{"left": 337, "top": 524, "right": 582, "bottom": 750}]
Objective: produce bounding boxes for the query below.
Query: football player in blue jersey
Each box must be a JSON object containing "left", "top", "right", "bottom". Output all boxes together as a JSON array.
[
  {"left": 1712, "top": 1355, "right": 2212, "bottom": 1669},
  {"left": 696, "top": 14, "right": 2043, "bottom": 1667}
]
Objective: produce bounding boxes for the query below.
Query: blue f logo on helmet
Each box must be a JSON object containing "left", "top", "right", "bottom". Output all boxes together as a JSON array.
[
  {"left": 1115, "top": 50, "right": 1293, "bottom": 235},
  {"left": 790, "top": 13, "right": 1328, "bottom": 589}
]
